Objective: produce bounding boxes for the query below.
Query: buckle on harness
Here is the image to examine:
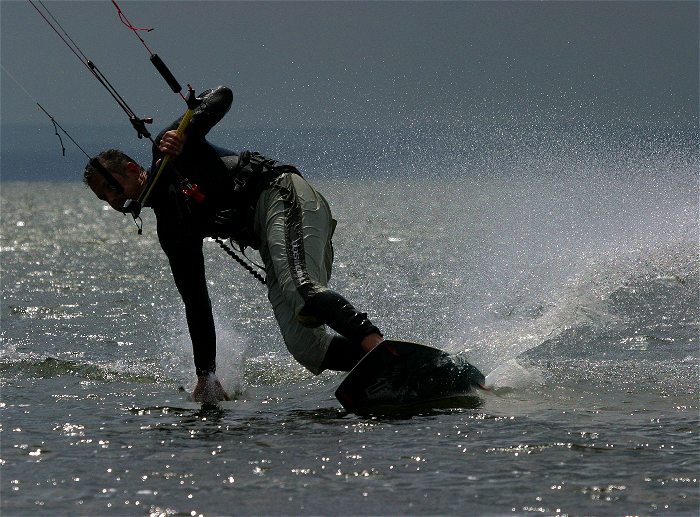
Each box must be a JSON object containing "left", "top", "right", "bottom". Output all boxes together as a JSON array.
[{"left": 180, "top": 182, "right": 205, "bottom": 203}]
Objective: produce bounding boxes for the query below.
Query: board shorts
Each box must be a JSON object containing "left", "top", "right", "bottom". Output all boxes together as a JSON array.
[{"left": 254, "top": 173, "right": 337, "bottom": 374}]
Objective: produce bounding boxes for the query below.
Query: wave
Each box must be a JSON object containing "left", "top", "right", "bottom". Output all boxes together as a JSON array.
[
  {"left": 0, "top": 350, "right": 164, "bottom": 384},
  {"left": 458, "top": 236, "right": 698, "bottom": 375}
]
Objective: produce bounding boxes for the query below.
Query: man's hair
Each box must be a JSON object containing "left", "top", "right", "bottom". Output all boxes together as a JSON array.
[{"left": 83, "top": 149, "right": 138, "bottom": 187}]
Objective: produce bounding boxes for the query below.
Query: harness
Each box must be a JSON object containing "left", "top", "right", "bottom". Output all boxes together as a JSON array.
[{"left": 212, "top": 151, "right": 302, "bottom": 249}]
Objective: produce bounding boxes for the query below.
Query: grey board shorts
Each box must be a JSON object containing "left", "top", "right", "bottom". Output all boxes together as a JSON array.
[{"left": 254, "top": 173, "right": 336, "bottom": 374}]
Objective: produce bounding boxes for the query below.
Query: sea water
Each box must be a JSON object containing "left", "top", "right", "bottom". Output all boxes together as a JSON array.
[{"left": 1, "top": 125, "right": 698, "bottom": 515}]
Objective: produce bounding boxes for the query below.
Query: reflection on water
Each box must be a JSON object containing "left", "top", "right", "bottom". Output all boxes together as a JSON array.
[{"left": 2, "top": 164, "right": 698, "bottom": 515}]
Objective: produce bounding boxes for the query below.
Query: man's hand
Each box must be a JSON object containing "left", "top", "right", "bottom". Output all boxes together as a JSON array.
[
  {"left": 158, "top": 130, "right": 186, "bottom": 157},
  {"left": 191, "top": 373, "right": 230, "bottom": 403}
]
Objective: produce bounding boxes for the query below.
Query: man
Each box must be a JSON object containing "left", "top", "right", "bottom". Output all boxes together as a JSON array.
[{"left": 84, "top": 86, "right": 383, "bottom": 403}]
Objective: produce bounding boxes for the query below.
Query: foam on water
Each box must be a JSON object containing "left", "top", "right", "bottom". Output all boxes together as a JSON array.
[{"left": 484, "top": 359, "right": 546, "bottom": 391}]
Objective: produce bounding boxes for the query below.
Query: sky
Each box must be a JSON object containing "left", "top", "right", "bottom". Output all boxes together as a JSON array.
[{"left": 1, "top": 0, "right": 698, "bottom": 134}]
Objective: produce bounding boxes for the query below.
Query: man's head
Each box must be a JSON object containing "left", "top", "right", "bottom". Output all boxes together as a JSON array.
[{"left": 84, "top": 149, "right": 147, "bottom": 211}]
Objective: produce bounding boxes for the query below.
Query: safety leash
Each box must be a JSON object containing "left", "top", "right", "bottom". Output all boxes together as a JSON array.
[{"left": 214, "top": 239, "right": 267, "bottom": 285}]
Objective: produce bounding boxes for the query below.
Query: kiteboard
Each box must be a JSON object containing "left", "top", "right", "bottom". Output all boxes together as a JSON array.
[{"left": 335, "top": 340, "right": 486, "bottom": 412}]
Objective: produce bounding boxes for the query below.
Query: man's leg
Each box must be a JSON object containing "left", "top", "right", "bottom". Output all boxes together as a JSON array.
[
  {"left": 320, "top": 336, "right": 366, "bottom": 372},
  {"left": 255, "top": 174, "right": 380, "bottom": 374}
]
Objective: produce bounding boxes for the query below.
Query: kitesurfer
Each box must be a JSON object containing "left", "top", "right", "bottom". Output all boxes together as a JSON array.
[{"left": 84, "top": 86, "right": 384, "bottom": 403}]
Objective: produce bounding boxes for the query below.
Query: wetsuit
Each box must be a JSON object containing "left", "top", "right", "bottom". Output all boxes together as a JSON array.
[{"left": 148, "top": 86, "right": 381, "bottom": 376}]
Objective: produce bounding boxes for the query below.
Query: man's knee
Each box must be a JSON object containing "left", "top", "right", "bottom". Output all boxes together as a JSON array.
[{"left": 280, "top": 324, "right": 333, "bottom": 375}]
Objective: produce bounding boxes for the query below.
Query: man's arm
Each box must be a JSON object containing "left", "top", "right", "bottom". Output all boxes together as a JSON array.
[
  {"left": 155, "top": 204, "right": 229, "bottom": 402},
  {"left": 185, "top": 86, "right": 233, "bottom": 140},
  {"left": 149, "top": 87, "right": 234, "bottom": 402},
  {"left": 158, "top": 225, "right": 216, "bottom": 375},
  {"left": 151, "top": 85, "right": 233, "bottom": 165}
]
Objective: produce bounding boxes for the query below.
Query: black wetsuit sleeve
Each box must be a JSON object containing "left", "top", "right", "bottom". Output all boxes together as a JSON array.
[
  {"left": 185, "top": 86, "right": 233, "bottom": 141},
  {"left": 156, "top": 203, "right": 217, "bottom": 376},
  {"left": 151, "top": 85, "right": 233, "bottom": 163}
]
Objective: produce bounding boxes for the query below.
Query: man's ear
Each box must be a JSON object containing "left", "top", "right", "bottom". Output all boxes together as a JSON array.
[{"left": 126, "top": 162, "right": 141, "bottom": 174}]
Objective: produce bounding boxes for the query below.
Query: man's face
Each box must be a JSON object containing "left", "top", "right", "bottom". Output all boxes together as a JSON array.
[{"left": 88, "top": 162, "right": 146, "bottom": 212}]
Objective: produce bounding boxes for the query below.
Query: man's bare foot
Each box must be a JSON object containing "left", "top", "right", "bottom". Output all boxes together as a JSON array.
[
  {"left": 360, "top": 333, "right": 384, "bottom": 354},
  {"left": 191, "top": 374, "right": 230, "bottom": 403}
]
